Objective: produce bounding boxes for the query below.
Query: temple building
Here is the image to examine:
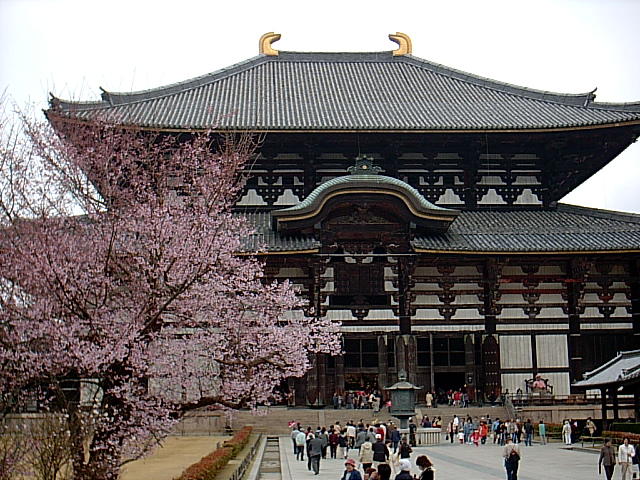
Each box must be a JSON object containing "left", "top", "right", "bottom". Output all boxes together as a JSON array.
[{"left": 49, "top": 32, "right": 640, "bottom": 405}]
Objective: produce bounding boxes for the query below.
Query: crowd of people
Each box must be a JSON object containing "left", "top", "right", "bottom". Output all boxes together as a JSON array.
[{"left": 290, "top": 419, "right": 434, "bottom": 479}]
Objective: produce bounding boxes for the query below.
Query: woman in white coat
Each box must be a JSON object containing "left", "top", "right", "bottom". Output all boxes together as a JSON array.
[{"left": 561, "top": 420, "right": 572, "bottom": 445}]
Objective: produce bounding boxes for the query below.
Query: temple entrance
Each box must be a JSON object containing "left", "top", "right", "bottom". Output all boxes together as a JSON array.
[
  {"left": 344, "top": 372, "right": 378, "bottom": 392},
  {"left": 434, "top": 372, "right": 465, "bottom": 393}
]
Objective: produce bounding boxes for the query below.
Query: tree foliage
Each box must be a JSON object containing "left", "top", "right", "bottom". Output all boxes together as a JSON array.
[{"left": 0, "top": 101, "right": 340, "bottom": 479}]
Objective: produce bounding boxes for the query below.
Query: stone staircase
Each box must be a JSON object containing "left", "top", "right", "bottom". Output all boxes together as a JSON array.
[{"left": 227, "top": 405, "right": 510, "bottom": 434}]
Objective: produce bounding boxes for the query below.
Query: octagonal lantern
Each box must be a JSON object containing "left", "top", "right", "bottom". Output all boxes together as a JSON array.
[{"left": 386, "top": 370, "right": 422, "bottom": 428}]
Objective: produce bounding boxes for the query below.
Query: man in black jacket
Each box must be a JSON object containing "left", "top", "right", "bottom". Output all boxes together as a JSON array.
[{"left": 372, "top": 434, "right": 389, "bottom": 467}]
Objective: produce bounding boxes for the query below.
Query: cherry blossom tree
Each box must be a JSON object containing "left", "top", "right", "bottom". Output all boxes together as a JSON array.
[{"left": 0, "top": 102, "right": 340, "bottom": 479}]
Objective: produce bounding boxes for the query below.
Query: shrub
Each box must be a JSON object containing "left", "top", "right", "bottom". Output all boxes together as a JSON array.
[{"left": 174, "top": 426, "right": 253, "bottom": 480}]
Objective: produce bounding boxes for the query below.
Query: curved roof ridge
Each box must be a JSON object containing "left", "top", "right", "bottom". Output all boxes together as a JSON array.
[
  {"left": 587, "top": 100, "right": 640, "bottom": 113},
  {"left": 275, "top": 173, "right": 458, "bottom": 216},
  {"left": 557, "top": 203, "right": 640, "bottom": 223},
  {"left": 100, "top": 54, "right": 271, "bottom": 105},
  {"left": 401, "top": 54, "right": 598, "bottom": 107}
]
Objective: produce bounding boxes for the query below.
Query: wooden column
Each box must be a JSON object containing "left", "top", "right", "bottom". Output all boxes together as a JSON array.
[
  {"left": 482, "top": 259, "right": 501, "bottom": 335},
  {"left": 601, "top": 388, "right": 608, "bottom": 430},
  {"left": 317, "top": 353, "right": 328, "bottom": 406},
  {"left": 613, "top": 387, "right": 620, "bottom": 421},
  {"left": 634, "top": 387, "right": 640, "bottom": 422},
  {"left": 377, "top": 335, "right": 388, "bottom": 394},
  {"left": 462, "top": 150, "right": 479, "bottom": 209},
  {"left": 630, "top": 259, "right": 640, "bottom": 338},
  {"left": 566, "top": 259, "right": 588, "bottom": 384},
  {"left": 396, "top": 257, "right": 415, "bottom": 335},
  {"left": 335, "top": 355, "right": 345, "bottom": 395}
]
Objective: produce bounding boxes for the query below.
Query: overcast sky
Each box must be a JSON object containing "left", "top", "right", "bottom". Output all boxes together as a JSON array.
[{"left": 1, "top": 0, "right": 639, "bottom": 212}]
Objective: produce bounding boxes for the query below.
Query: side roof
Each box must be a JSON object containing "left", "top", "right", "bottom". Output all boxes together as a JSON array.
[
  {"left": 573, "top": 349, "right": 640, "bottom": 388},
  {"left": 240, "top": 203, "right": 640, "bottom": 254},
  {"left": 48, "top": 50, "right": 640, "bottom": 131}
]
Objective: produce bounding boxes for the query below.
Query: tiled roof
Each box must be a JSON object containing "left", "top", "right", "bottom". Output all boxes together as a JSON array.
[
  {"left": 239, "top": 212, "right": 319, "bottom": 253},
  {"left": 49, "top": 51, "right": 640, "bottom": 131},
  {"left": 239, "top": 204, "right": 640, "bottom": 254},
  {"left": 411, "top": 204, "right": 640, "bottom": 252},
  {"left": 573, "top": 350, "right": 640, "bottom": 388}
]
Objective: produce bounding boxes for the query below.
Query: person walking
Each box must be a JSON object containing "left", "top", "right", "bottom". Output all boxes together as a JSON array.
[
  {"left": 398, "top": 438, "right": 412, "bottom": 459},
  {"left": 290, "top": 425, "right": 300, "bottom": 454},
  {"left": 524, "top": 419, "right": 533, "bottom": 447},
  {"left": 377, "top": 463, "right": 392, "bottom": 480},
  {"left": 562, "top": 420, "right": 572, "bottom": 445},
  {"left": 538, "top": 420, "right": 546, "bottom": 445},
  {"left": 295, "top": 428, "right": 306, "bottom": 461},
  {"left": 598, "top": 438, "right": 616, "bottom": 480},
  {"left": 340, "top": 458, "right": 363, "bottom": 480},
  {"left": 395, "top": 459, "right": 413, "bottom": 480},
  {"left": 618, "top": 437, "right": 636, "bottom": 480},
  {"left": 426, "top": 391, "right": 433, "bottom": 408},
  {"left": 308, "top": 433, "right": 323, "bottom": 475},
  {"left": 416, "top": 455, "right": 435, "bottom": 480},
  {"left": 372, "top": 435, "right": 390, "bottom": 468},
  {"left": 329, "top": 429, "right": 340, "bottom": 459},
  {"left": 359, "top": 440, "right": 374, "bottom": 472},
  {"left": 390, "top": 425, "right": 401, "bottom": 453},
  {"left": 503, "top": 437, "right": 521, "bottom": 480}
]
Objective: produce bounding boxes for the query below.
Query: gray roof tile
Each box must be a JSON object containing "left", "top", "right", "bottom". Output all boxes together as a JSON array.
[
  {"left": 573, "top": 350, "right": 640, "bottom": 388},
  {"left": 239, "top": 204, "right": 640, "bottom": 253},
  {"left": 50, "top": 51, "right": 640, "bottom": 131}
]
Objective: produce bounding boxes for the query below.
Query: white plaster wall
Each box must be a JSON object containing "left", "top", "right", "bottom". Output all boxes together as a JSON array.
[
  {"left": 501, "top": 373, "right": 531, "bottom": 395},
  {"left": 582, "top": 322, "right": 633, "bottom": 330},
  {"left": 545, "top": 373, "right": 570, "bottom": 396},
  {"left": 539, "top": 266, "right": 564, "bottom": 275},
  {"left": 537, "top": 307, "right": 566, "bottom": 319},
  {"left": 536, "top": 335, "right": 569, "bottom": 368},
  {"left": 414, "top": 309, "right": 441, "bottom": 320},
  {"left": 497, "top": 308, "right": 529, "bottom": 319},
  {"left": 537, "top": 294, "right": 565, "bottom": 304},
  {"left": 496, "top": 324, "right": 567, "bottom": 331},
  {"left": 413, "top": 325, "right": 484, "bottom": 332},
  {"left": 499, "top": 335, "right": 532, "bottom": 369}
]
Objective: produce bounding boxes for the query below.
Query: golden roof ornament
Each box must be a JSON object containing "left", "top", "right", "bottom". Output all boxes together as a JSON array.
[
  {"left": 389, "top": 32, "right": 412, "bottom": 56},
  {"left": 259, "top": 32, "right": 281, "bottom": 56}
]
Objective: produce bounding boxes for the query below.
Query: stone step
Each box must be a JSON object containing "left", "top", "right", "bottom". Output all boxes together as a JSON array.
[{"left": 228, "top": 405, "right": 510, "bottom": 434}]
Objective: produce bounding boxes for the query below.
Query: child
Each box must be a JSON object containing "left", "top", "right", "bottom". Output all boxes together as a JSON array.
[
  {"left": 458, "top": 430, "right": 465, "bottom": 444},
  {"left": 471, "top": 429, "right": 480, "bottom": 446}
]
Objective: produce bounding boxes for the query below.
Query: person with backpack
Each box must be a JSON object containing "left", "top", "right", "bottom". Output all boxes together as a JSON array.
[{"left": 502, "top": 436, "right": 521, "bottom": 480}]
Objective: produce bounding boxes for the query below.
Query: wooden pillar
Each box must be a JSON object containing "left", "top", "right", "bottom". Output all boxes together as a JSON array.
[
  {"left": 482, "top": 260, "right": 500, "bottom": 335},
  {"left": 335, "top": 355, "right": 345, "bottom": 395},
  {"left": 465, "top": 335, "right": 476, "bottom": 401},
  {"left": 397, "top": 257, "right": 415, "bottom": 335},
  {"left": 630, "top": 259, "right": 640, "bottom": 338},
  {"left": 601, "top": 388, "right": 608, "bottom": 429},
  {"left": 461, "top": 149, "right": 480, "bottom": 209},
  {"left": 395, "top": 335, "right": 418, "bottom": 385},
  {"left": 317, "top": 353, "right": 328, "bottom": 406},
  {"left": 613, "top": 387, "right": 620, "bottom": 421},
  {"left": 634, "top": 387, "right": 640, "bottom": 422},
  {"left": 566, "top": 259, "right": 587, "bottom": 384},
  {"left": 377, "top": 335, "right": 388, "bottom": 394},
  {"left": 429, "top": 333, "right": 435, "bottom": 394}
]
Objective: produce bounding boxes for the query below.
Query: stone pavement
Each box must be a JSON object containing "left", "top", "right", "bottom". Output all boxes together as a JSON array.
[{"left": 277, "top": 437, "right": 603, "bottom": 480}]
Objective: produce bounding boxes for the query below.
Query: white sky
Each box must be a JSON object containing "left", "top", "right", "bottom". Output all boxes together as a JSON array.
[{"left": 1, "top": 0, "right": 639, "bottom": 212}]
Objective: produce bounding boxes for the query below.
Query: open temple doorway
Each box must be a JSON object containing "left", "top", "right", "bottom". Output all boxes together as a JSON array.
[{"left": 434, "top": 372, "right": 465, "bottom": 394}]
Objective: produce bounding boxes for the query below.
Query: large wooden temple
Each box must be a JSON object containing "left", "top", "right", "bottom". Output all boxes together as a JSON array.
[{"left": 49, "top": 33, "right": 640, "bottom": 405}]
